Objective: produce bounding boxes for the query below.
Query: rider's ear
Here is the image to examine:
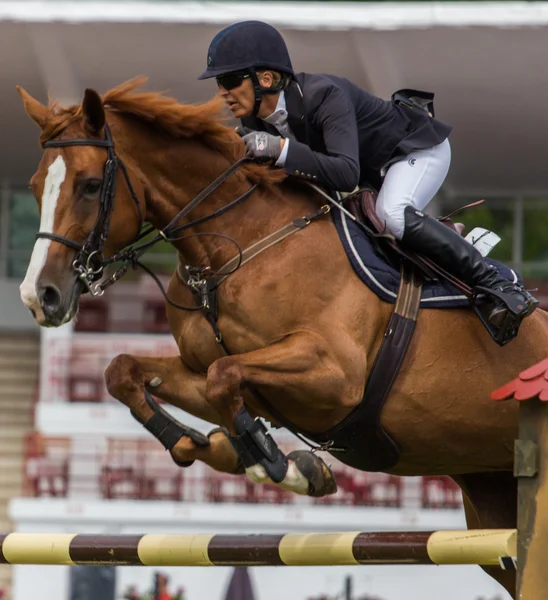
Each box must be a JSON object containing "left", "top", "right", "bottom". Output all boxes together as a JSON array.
[
  {"left": 257, "top": 71, "right": 273, "bottom": 89},
  {"left": 16, "top": 86, "right": 49, "bottom": 129},
  {"left": 82, "top": 88, "right": 105, "bottom": 135}
]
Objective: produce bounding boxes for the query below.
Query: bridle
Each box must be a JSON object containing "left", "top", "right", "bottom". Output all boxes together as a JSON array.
[
  {"left": 41, "top": 123, "right": 144, "bottom": 294},
  {"left": 39, "top": 121, "right": 257, "bottom": 303},
  {"left": 38, "top": 118, "right": 340, "bottom": 453}
]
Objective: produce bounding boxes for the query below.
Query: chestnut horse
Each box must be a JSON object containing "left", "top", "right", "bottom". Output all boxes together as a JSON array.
[{"left": 17, "top": 79, "right": 548, "bottom": 597}]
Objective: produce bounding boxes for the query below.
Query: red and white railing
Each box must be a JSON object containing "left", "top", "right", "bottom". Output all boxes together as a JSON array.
[{"left": 22, "top": 433, "right": 463, "bottom": 510}]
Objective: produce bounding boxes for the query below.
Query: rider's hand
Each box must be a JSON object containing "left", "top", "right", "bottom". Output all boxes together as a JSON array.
[{"left": 241, "top": 131, "right": 282, "bottom": 162}]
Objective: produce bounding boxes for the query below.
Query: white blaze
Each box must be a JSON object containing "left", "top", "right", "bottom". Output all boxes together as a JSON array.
[{"left": 20, "top": 155, "right": 67, "bottom": 311}]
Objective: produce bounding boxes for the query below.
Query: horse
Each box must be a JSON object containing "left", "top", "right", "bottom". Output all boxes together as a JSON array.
[{"left": 16, "top": 78, "right": 548, "bottom": 598}]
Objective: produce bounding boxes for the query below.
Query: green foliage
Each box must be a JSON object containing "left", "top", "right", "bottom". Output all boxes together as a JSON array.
[
  {"left": 8, "top": 191, "right": 40, "bottom": 279},
  {"left": 441, "top": 196, "right": 548, "bottom": 279},
  {"left": 133, "top": 227, "right": 178, "bottom": 273},
  {"left": 443, "top": 201, "right": 514, "bottom": 263},
  {"left": 521, "top": 198, "right": 548, "bottom": 277}
]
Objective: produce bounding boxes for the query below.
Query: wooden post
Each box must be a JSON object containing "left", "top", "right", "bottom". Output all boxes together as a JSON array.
[
  {"left": 491, "top": 359, "right": 548, "bottom": 598},
  {"left": 515, "top": 397, "right": 548, "bottom": 598}
]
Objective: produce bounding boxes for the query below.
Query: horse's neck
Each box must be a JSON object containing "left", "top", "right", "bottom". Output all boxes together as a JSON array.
[{"left": 115, "top": 115, "right": 316, "bottom": 269}]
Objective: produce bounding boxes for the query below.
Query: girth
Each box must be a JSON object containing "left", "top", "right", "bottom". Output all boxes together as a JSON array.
[{"left": 299, "top": 265, "right": 422, "bottom": 471}]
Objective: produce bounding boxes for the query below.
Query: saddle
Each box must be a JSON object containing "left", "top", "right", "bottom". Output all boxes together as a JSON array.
[
  {"left": 342, "top": 187, "right": 514, "bottom": 343},
  {"left": 345, "top": 187, "right": 473, "bottom": 290}
]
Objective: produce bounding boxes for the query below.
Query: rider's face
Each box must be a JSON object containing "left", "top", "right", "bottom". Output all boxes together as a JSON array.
[{"left": 216, "top": 72, "right": 255, "bottom": 118}]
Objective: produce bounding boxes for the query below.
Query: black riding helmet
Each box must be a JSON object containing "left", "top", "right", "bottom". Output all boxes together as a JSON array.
[{"left": 198, "top": 21, "right": 295, "bottom": 117}]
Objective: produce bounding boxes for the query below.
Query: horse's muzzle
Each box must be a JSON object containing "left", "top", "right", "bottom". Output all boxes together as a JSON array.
[{"left": 37, "top": 278, "right": 82, "bottom": 327}]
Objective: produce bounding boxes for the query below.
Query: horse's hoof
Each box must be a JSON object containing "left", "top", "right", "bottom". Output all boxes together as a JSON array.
[{"left": 287, "top": 450, "right": 338, "bottom": 497}]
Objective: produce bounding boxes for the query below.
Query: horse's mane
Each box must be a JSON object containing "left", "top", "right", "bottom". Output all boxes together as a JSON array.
[{"left": 41, "top": 77, "right": 286, "bottom": 186}]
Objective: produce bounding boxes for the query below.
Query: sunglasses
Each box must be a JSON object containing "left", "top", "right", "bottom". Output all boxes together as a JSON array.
[{"left": 216, "top": 72, "right": 250, "bottom": 91}]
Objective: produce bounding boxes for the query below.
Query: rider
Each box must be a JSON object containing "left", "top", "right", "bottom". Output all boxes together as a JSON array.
[{"left": 198, "top": 20, "right": 538, "bottom": 341}]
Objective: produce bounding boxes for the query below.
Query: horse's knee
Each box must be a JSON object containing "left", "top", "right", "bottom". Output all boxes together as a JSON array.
[
  {"left": 206, "top": 356, "right": 245, "bottom": 401},
  {"left": 205, "top": 357, "right": 246, "bottom": 424},
  {"left": 105, "top": 353, "right": 143, "bottom": 399}
]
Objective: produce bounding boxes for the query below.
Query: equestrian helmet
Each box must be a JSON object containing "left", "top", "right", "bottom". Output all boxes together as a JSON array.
[{"left": 198, "top": 21, "right": 294, "bottom": 80}]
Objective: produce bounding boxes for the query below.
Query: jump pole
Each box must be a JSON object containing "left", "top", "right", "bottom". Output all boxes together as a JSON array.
[{"left": 0, "top": 529, "right": 516, "bottom": 567}]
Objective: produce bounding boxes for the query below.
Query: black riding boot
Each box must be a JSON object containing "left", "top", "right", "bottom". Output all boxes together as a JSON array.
[{"left": 401, "top": 206, "right": 538, "bottom": 344}]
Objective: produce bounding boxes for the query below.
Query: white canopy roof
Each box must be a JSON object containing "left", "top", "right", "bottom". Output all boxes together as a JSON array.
[{"left": 5, "top": 1, "right": 548, "bottom": 195}]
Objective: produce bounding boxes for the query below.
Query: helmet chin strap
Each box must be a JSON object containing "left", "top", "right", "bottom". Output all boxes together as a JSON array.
[
  {"left": 249, "top": 69, "right": 288, "bottom": 118},
  {"left": 249, "top": 70, "right": 263, "bottom": 118}
]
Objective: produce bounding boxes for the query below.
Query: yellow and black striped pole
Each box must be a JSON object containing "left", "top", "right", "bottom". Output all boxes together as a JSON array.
[{"left": 0, "top": 529, "right": 516, "bottom": 567}]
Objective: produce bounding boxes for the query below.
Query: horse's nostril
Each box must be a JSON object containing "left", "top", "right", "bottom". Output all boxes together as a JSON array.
[{"left": 40, "top": 284, "right": 62, "bottom": 314}]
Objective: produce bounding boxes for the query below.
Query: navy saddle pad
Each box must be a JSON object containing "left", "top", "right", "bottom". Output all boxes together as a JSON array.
[{"left": 332, "top": 208, "right": 521, "bottom": 309}]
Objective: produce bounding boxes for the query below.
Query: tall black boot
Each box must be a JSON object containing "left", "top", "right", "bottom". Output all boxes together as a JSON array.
[{"left": 401, "top": 206, "right": 538, "bottom": 344}]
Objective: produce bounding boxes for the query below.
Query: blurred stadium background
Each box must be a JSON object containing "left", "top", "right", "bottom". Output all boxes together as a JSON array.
[{"left": 0, "top": 1, "right": 544, "bottom": 599}]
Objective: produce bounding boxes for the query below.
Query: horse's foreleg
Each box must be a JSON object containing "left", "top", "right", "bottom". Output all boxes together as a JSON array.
[
  {"left": 104, "top": 354, "right": 242, "bottom": 473},
  {"left": 206, "top": 332, "right": 341, "bottom": 497}
]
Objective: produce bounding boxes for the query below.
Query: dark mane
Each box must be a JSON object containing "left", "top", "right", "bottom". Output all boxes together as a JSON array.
[{"left": 41, "top": 77, "right": 286, "bottom": 185}]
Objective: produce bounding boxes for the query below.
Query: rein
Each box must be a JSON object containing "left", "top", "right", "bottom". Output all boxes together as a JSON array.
[
  {"left": 40, "top": 122, "right": 257, "bottom": 309},
  {"left": 39, "top": 119, "right": 336, "bottom": 452}
]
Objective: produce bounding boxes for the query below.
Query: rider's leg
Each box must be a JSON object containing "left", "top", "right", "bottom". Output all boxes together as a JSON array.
[
  {"left": 375, "top": 139, "right": 538, "bottom": 330},
  {"left": 376, "top": 138, "right": 452, "bottom": 240}
]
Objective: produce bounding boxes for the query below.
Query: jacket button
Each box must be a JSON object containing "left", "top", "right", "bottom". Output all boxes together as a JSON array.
[{"left": 294, "top": 170, "right": 300, "bottom": 175}]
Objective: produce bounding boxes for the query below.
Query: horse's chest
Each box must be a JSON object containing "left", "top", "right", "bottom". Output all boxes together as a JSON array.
[
  {"left": 176, "top": 312, "right": 264, "bottom": 373},
  {"left": 175, "top": 318, "right": 218, "bottom": 372}
]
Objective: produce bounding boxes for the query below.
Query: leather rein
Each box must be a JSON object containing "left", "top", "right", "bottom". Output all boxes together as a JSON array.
[
  {"left": 41, "top": 122, "right": 259, "bottom": 309},
  {"left": 39, "top": 121, "right": 336, "bottom": 451}
]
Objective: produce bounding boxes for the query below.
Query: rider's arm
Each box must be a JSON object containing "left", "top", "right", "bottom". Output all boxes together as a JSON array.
[{"left": 283, "top": 85, "right": 360, "bottom": 192}]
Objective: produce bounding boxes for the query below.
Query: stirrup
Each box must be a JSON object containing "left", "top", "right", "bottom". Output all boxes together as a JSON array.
[
  {"left": 474, "top": 285, "right": 536, "bottom": 317},
  {"left": 472, "top": 304, "right": 521, "bottom": 346},
  {"left": 471, "top": 286, "right": 537, "bottom": 346}
]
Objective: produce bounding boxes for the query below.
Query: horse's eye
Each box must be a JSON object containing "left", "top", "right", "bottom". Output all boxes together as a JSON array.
[{"left": 82, "top": 179, "right": 102, "bottom": 197}]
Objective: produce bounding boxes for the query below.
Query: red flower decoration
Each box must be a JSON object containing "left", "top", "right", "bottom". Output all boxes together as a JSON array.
[{"left": 491, "top": 358, "right": 548, "bottom": 402}]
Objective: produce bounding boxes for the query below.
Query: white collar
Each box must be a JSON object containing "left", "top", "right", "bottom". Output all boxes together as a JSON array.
[{"left": 262, "top": 92, "right": 287, "bottom": 124}]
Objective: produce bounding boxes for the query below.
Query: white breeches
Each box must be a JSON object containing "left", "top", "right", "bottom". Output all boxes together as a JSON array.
[{"left": 375, "top": 138, "right": 451, "bottom": 240}]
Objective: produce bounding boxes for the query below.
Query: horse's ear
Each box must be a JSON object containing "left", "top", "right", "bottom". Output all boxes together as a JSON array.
[
  {"left": 82, "top": 88, "right": 105, "bottom": 135},
  {"left": 16, "top": 85, "right": 49, "bottom": 129}
]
